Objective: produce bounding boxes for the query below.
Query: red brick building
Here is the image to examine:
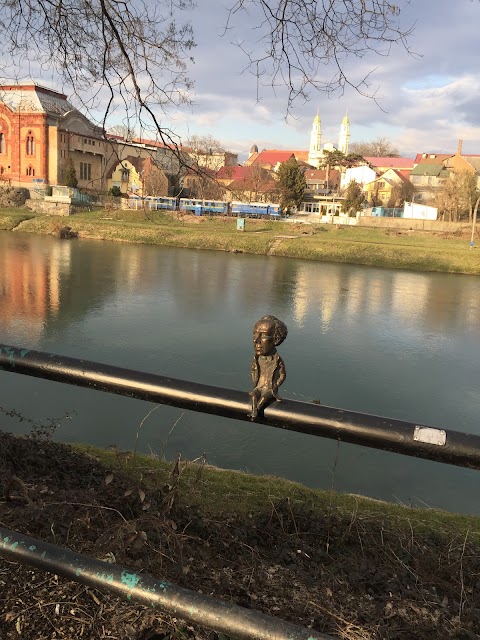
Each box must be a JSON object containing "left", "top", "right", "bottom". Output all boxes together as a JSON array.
[{"left": 0, "top": 82, "right": 106, "bottom": 191}]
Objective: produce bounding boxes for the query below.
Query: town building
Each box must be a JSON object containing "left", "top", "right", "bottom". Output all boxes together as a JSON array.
[
  {"left": 363, "top": 168, "right": 412, "bottom": 206},
  {"left": 106, "top": 156, "right": 169, "bottom": 197},
  {"left": 244, "top": 149, "right": 309, "bottom": 170},
  {"left": 411, "top": 141, "right": 480, "bottom": 204},
  {"left": 0, "top": 82, "right": 107, "bottom": 191},
  {"left": 0, "top": 82, "right": 188, "bottom": 196}
]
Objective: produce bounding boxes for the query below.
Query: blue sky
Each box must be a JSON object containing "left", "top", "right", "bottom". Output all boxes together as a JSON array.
[{"left": 5, "top": 0, "right": 480, "bottom": 161}]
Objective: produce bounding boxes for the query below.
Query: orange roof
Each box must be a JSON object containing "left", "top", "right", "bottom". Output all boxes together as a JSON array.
[
  {"left": 252, "top": 150, "right": 295, "bottom": 166},
  {"left": 394, "top": 169, "right": 412, "bottom": 181}
]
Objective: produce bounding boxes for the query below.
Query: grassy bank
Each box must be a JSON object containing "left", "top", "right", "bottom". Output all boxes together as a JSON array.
[
  {"left": 79, "top": 443, "right": 480, "bottom": 535},
  {"left": 1, "top": 431, "right": 480, "bottom": 639},
  {"left": 2, "top": 206, "right": 480, "bottom": 274}
]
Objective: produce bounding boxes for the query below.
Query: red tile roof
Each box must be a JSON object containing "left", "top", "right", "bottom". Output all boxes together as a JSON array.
[
  {"left": 365, "top": 157, "right": 415, "bottom": 169},
  {"left": 216, "top": 165, "right": 249, "bottom": 181},
  {"left": 394, "top": 169, "right": 412, "bottom": 181},
  {"left": 252, "top": 150, "right": 296, "bottom": 166}
]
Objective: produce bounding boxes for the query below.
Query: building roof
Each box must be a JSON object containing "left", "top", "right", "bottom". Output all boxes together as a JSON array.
[
  {"left": 410, "top": 164, "right": 450, "bottom": 177},
  {"left": 393, "top": 169, "right": 411, "bottom": 181},
  {"left": 304, "top": 168, "right": 340, "bottom": 182},
  {"left": 413, "top": 153, "right": 453, "bottom": 165},
  {"left": 250, "top": 149, "right": 309, "bottom": 167},
  {"left": 251, "top": 150, "right": 295, "bottom": 166},
  {"left": 0, "top": 83, "right": 72, "bottom": 116},
  {"left": 364, "top": 157, "right": 415, "bottom": 170},
  {"left": 216, "top": 165, "right": 250, "bottom": 181},
  {"left": 293, "top": 150, "right": 310, "bottom": 162}
]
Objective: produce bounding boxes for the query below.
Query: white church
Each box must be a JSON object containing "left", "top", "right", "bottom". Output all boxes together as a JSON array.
[{"left": 307, "top": 112, "right": 351, "bottom": 168}]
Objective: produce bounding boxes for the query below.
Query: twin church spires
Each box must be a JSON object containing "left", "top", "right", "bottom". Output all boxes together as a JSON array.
[{"left": 308, "top": 111, "right": 350, "bottom": 168}]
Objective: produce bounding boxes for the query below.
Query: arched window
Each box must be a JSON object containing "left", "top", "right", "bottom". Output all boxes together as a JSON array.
[
  {"left": 26, "top": 134, "right": 35, "bottom": 156},
  {"left": 26, "top": 166, "right": 35, "bottom": 177},
  {"left": 0, "top": 133, "right": 4, "bottom": 154}
]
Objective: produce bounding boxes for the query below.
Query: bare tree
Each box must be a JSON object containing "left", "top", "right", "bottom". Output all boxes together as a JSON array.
[
  {"left": 387, "top": 180, "right": 414, "bottom": 207},
  {"left": 186, "top": 135, "right": 226, "bottom": 155},
  {"left": 108, "top": 124, "right": 137, "bottom": 142},
  {"left": 0, "top": 0, "right": 195, "bottom": 148},
  {"left": 435, "top": 171, "right": 478, "bottom": 222},
  {"left": 350, "top": 137, "right": 400, "bottom": 157},
  {"left": 0, "top": 0, "right": 414, "bottom": 137},
  {"left": 227, "top": 1, "right": 414, "bottom": 109}
]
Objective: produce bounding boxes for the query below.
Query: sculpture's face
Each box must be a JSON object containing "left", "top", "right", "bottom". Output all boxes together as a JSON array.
[{"left": 253, "top": 320, "right": 276, "bottom": 356}]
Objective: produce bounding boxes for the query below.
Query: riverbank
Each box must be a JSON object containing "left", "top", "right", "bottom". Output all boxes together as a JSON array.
[
  {"left": 2, "top": 207, "right": 480, "bottom": 275},
  {"left": 1, "top": 430, "right": 479, "bottom": 639}
]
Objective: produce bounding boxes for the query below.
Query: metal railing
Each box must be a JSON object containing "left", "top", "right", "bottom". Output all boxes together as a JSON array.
[
  {"left": 0, "top": 527, "right": 333, "bottom": 640},
  {"left": 1, "top": 344, "right": 480, "bottom": 470},
  {"left": 1, "top": 342, "right": 480, "bottom": 639}
]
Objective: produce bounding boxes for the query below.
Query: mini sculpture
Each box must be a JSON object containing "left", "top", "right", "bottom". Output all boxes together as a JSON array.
[{"left": 249, "top": 315, "right": 287, "bottom": 419}]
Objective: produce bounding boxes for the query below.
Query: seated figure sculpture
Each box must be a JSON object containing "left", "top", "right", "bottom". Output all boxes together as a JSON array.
[{"left": 249, "top": 315, "right": 287, "bottom": 419}]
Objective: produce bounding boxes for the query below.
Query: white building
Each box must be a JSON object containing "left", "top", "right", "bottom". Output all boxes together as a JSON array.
[{"left": 307, "top": 112, "right": 350, "bottom": 168}]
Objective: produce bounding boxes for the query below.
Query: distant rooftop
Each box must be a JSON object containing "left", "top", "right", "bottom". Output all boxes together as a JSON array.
[{"left": 0, "top": 82, "right": 72, "bottom": 116}]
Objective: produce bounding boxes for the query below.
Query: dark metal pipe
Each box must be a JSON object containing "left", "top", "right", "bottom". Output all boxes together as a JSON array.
[
  {"left": 1, "top": 344, "right": 480, "bottom": 470},
  {"left": 0, "top": 527, "right": 334, "bottom": 640}
]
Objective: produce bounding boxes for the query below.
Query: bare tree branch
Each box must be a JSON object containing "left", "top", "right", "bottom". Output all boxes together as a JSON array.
[{"left": 225, "top": 0, "right": 416, "bottom": 111}]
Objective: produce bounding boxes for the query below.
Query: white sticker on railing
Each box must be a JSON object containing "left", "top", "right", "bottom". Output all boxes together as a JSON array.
[{"left": 413, "top": 426, "right": 446, "bottom": 446}]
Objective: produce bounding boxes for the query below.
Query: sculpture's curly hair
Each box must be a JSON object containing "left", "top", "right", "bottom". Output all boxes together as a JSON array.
[{"left": 256, "top": 315, "right": 288, "bottom": 346}]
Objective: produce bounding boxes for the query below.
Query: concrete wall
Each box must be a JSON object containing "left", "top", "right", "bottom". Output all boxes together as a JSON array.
[{"left": 25, "top": 199, "right": 76, "bottom": 216}]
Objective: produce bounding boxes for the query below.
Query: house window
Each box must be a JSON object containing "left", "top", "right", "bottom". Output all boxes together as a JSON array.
[
  {"left": 377, "top": 181, "right": 385, "bottom": 188},
  {"left": 0, "top": 133, "right": 4, "bottom": 154},
  {"left": 26, "top": 135, "right": 35, "bottom": 156},
  {"left": 121, "top": 166, "right": 130, "bottom": 182},
  {"left": 26, "top": 166, "right": 35, "bottom": 176},
  {"left": 80, "top": 162, "right": 92, "bottom": 181}
]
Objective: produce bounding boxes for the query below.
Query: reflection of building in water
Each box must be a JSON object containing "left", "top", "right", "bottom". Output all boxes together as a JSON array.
[
  {"left": 290, "top": 261, "right": 480, "bottom": 336},
  {"left": 291, "top": 264, "right": 343, "bottom": 331},
  {"left": 290, "top": 264, "right": 427, "bottom": 331},
  {"left": 0, "top": 241, "right": 70, "bottom": 345},
  {"left": 391, "top": 272, "right": 429, "bottom": 322}
]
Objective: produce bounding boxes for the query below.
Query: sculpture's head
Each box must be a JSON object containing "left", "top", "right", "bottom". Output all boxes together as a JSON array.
[{"left": 253, "top": 315, "right": 287, "bottom": 357}]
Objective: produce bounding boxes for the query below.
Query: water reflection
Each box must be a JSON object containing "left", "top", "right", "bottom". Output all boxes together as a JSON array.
[
  {"left": 0, "top": 236, "right": 71, "bottom": 344},
  {"left": 2, "top": 231, "right": 480, "bottom": 514},
  {"left": 3, "top": 233, "right": 480, "bottom": 343}
]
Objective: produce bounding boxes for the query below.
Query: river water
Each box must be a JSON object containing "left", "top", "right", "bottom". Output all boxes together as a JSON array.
[{"left": 1, "top": 230, "right": 480, "bottom": 514}]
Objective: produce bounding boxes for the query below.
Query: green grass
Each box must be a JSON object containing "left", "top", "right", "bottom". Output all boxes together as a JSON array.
[
  {"left": 76, "top": 443, "right": 480, "bottom": 541},
  {"left": 0, "top": 207, "right": 37, "bottom": 230},
  {"left": 2, "top": 206, "right": 480, "bottom": 274}
]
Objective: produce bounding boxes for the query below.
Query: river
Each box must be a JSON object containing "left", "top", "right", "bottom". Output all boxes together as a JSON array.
[{"left": 1, "top": 230, "right": 480, "bottom": 515}]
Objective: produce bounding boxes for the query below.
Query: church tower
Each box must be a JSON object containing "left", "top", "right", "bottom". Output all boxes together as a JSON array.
[
  {"left": 338, "top": 112, "right": 350, "bottom": 155},
  {"left": 308, "top": 112, "right": 323, "bottom": 168}
]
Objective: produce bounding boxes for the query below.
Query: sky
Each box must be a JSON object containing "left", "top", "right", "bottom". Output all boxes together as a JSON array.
[
  {"left": 4, "top": 0, "right": 480, "bottom": 161},
  {"left": 156, "top": 0, "right": 480, "bottom": 160}
]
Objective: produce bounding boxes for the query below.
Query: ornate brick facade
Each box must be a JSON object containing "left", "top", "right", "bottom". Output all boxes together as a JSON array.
[
  {"left": 0, "top": 82, "right": 181, "bottom": 195},
  {"left": 0, "top": 83, "right": 106, "bottom": 192}
]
